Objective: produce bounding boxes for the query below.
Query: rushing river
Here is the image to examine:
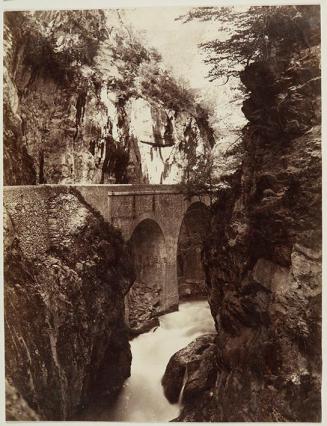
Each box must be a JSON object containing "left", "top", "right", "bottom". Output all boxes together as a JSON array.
[{"left": 81, "top": 300, "right": 215, "bottom": 422}]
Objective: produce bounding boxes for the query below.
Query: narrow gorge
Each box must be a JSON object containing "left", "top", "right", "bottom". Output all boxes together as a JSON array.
[{"left": 3, "top": 4, "right": 322, "bottom": 423}]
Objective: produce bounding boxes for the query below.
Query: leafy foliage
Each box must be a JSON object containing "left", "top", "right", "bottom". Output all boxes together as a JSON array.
[
  {"left": 107, "top": 31, "right": 199, "bottom": 113},
  {"left": 5, "top": 10, "right": 108, "bottom": 86},
  {"left": 180, "top": 151, "right": 225, "bottom": 204},
  {"left": 106, "top": 32, "right": 153, "bottom": 100},
  {"left": 6, "top": 9, "right": 209, "bottom": 115},
  {"left": 178, "top": 5, "right": 320, "bottom": 82},
  {"left": 140, "top": 64, "right": 197, "bottom": 113}
]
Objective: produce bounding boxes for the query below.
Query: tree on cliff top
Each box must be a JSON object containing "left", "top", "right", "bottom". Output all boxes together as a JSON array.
[
  {"left": 178, "top": 5, "right": 320, "bottom": 200},
  {"left": 177, "top": 5, "right": 320, "bottom": 84}
]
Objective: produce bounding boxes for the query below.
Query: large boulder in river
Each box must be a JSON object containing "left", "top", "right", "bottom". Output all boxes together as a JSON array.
[{"left": 162, "top": 334, "right": 217, "bottom": 404}]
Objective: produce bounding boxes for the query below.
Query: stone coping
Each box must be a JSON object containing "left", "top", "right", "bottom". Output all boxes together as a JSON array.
[{"left": 3, "top": 184, "right": 184, "bottom": 196}]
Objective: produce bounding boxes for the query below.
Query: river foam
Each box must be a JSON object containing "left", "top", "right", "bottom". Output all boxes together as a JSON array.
[{"left": 80, "top": 300, "right": 215, "bottom": 422}]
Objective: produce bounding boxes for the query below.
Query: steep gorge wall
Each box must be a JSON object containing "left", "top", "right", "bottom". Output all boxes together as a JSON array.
[
  {"left": 163, "top": 9, "right": 321, "bottom": 423},
  {"left": 4, "top": 186, "right": 135, "bottom": 420},
  {"left": 3, "top": 10, "right": 215, "bottom": 186}
]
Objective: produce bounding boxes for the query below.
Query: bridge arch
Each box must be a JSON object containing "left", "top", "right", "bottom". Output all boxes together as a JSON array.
[
  {"left": 177, "top": 201, "right": 210, "bottom": 299},
  {"left": 128, "top": 212, "right": 167, "bottom": 242},
  {"left": 127, "top": 218, "right": 167, "bottom": 328}
]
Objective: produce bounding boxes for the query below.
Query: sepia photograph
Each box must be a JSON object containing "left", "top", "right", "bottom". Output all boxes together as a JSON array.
[{"left": 2, "top": 0, "right": 323, "bottom": 422}]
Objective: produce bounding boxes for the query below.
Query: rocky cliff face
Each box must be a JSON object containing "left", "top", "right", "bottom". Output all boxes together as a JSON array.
[
  {"left": 163, "top": 9, "right": 321, "bottom": 423},
  {"left": 3, "top": 10, "right": 215, "bottom": 186},
  {"left": 4, "top": 186, "right": 135, "bottom": 420}
]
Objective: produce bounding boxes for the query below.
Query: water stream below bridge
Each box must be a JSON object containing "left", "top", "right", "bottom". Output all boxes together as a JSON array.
[{"left": 80, "top": 300, "right": 215, "bottom": 422}]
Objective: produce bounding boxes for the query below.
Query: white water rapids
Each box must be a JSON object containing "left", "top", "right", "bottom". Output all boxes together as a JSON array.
[{"left": 81, "top": 300, "right": 215, "bottom": 422}]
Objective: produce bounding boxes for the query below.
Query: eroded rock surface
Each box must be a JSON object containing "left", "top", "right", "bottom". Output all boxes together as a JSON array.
[
  {"left": 4, "top": 187, "right": 135, "bottom": 420},
  {"left": 3, "top": 11, "right": 215, "bottom": 186}
]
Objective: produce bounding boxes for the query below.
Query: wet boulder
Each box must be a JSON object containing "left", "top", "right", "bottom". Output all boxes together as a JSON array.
[{"left": 161, "top": 334, "right": 217, "bottom": 404}]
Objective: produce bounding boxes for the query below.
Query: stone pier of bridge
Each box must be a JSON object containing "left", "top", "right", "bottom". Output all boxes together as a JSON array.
[{"left": 77, "top": 184, "right": 210, "bottom": 312}]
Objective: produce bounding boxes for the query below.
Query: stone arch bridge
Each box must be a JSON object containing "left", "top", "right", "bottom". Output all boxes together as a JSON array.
[
  {"left": 77, "top": 184, "right": 211, "bottom": 313},
  {"left": 4, "top": 184, "right": 210, "bottom": 315}
]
